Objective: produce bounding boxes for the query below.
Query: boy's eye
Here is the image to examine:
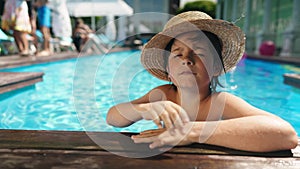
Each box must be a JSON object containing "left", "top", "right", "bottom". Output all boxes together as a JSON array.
[
  {"left": 173, "top": 54, "right": 181, "bottom": 58},
  {"left": 195, "top": 53, "right": 205, "bottom": 57}
]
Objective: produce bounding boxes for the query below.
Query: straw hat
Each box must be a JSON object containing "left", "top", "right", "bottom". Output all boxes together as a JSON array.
[{"left": 141, "top": 11, "right": 245, "bottom": 81}]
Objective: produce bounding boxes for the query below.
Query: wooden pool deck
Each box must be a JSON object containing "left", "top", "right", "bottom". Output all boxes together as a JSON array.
[
  {"left": 0, "top": 130, "right": 299, "bottom": 169},
  {"left": 0, "top": 47, "right": 132, "bottom": 69},
  {"left": 0, "top": 51, "right": 79, "bottom": 69},
  {"left": 0, "top": 72, "right": 44, "bottom": 94}
]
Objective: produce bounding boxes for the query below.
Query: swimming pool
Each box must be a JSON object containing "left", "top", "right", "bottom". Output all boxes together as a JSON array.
[{"left": 0, "top": 50, "right": 300, "bottom": 135}]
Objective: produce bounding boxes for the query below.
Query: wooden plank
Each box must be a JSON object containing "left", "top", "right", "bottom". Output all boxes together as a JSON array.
[
  {"left": 0, "top": 130, "right": 299, "bottom": 169},
  {"left": 0, "top": 78, "right": 42, "bottom": 94},
  {"left": 0, "top": 129, "right": 296, "bottom": 157},
  {"left": 0, "top": 149, "right": 299, "bottom": 169},
  {"left": 0, "top": 72, "right": 44, "bottom": 94},
  {"left": 0, "top": 72, "right": 44, "bottom": 86},
  {"left": 0, "top": 52, "right": 78, "bottom": 69},
  {"left": 0, "top": 48, "right": 131, "bottom": 69}
]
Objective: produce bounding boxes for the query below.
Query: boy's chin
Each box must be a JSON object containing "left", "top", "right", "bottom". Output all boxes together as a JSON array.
[{"left": 176, "top": 83, "right": 198, "bottom": 90}]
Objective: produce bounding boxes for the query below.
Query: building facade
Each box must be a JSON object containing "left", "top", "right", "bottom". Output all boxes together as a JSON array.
[{"left": 217, "top": 0, "right": 300, "bottom": 57}]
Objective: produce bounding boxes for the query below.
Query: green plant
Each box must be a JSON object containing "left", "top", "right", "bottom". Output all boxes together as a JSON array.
[{"left": 177, "top": 0, "right": 216, "bottom": 18}]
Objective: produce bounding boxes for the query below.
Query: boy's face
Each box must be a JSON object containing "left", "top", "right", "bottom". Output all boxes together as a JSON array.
[{"left": 167, "top": 31, "right": 215, "bottom": 89}]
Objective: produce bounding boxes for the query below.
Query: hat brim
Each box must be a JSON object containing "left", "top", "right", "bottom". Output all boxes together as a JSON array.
[{"left": 141, "top": 19, "right": 245, "bottom": 81}]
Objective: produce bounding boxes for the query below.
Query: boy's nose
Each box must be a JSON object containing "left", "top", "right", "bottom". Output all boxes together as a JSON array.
[
  {"left": 182, "top": 59, "right": 193, "bottom": 65},
  {"left": 181, "top": 52, "right": 194, "bottom": 65}
]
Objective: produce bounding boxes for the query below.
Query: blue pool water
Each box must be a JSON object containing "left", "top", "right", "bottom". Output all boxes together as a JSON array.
[{"left": 0, "top": 50, "right": 300, "bottom": 135}]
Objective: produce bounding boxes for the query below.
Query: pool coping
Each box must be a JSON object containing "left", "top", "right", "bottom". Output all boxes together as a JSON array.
[
  {"left": 0, "top": 47, "right": 133, "bottom": 69},
  {"left": 246, "top": 53, "right": 300, "bottom": 66},
  {"left": 0, "top": 51, "right": 79, "bottom": 69},
  {"left": 0, "top": 72, "right": 44, "bottom": 94},
  {"left": 0, "top": 129, "right": 299, "bottom": 168}
]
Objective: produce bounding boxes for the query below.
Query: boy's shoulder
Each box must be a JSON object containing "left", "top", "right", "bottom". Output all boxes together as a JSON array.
[
  {"left": 212, "top": 91, "right": 235, "bottom": 97},
  {"left": 148, "top": 84, "right": 176, "bottom": 100},
  {"left": 152, "top": 84, "right": 175, "bottom": 93},
  {"left": 212, "top": 91, "right": 246, "bottom": 104}
]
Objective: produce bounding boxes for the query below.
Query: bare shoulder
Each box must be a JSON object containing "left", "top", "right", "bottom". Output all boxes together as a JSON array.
[
  {"left": 153, "top": 84, "right": 174, "bottom": 93},
  {"left": 149, "top": 84, "right": 175, "bottom": 101},
  {"left": 213, "top": 92, "right": 273, "bottom": 119},
  {"left": 213, "top": 92, "right": 244, "bottom": 102},
  {"left": 210, "top": 92, "right": 243, "bottom": 105},
  {"left": 131, "top": 84, "right": 174, "bottom": 104}
]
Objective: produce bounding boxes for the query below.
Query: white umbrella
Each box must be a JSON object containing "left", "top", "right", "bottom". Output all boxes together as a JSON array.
[
  {"left": 49, "top": 0, "right": 72, "bottom": 38},
  {"left": 66, "top": 0, "right": 133, "bottom": 17},
  {"left": 66, "top": 0, "right": 133, "bottom": 32}
]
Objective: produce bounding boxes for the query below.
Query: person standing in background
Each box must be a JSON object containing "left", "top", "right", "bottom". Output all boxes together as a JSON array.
[
  {"left": 27, "top": 0, "right": 38, "bottom": 55},
  {"left": 35, "top": 0, "right": 51, "bottom": 56},
  {"left": 1, "top": 0, "right": 32, "bottom": 56},
  {"left": 48, "top": 0, "right": 72, "bottom": 43}
]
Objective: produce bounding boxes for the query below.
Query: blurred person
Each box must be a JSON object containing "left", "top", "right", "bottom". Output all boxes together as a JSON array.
[
  {"left": 35, "top": 0, "right": 51, "bottom": 56},
  {"left": 27, "top": 0, "right": 38, "bottom": 55},
  {"left": 72, "top": 18, "right": 93, "bottom": 52},
  {"left": 48, "top": 0, "right": 72, "bottom": 41},
  {"left": 1, "top": 0, "right": 32, "bottom": 56}
]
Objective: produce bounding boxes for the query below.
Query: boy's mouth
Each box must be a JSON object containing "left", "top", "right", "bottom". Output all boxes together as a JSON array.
[{"left": 179, "top": 71, "right": 197, "bottom": 76}]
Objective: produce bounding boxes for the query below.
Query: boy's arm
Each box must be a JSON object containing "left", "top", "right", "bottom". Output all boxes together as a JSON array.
[
  {"left": 106, "top": 86, "right": 166, "bottom": 127},
  {"left": 133, "top": 92, "right": 298, "bottom": 152},
  {"left": 188, "top": 116, "right": 298, "bottom": 152},
  {"left": 196, "top": 92, "right": 298, "bottom": 152}
]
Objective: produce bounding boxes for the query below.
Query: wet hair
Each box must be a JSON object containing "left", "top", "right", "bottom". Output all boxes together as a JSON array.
[
  {"left": 164, "top": 38, "right": 175, "bottom": 70},
  {"left": 163, "top": 31, "right": 224, "bottom": 92},
  {"left": 164, "top": 38, "right": 177, "bottom": 90}
]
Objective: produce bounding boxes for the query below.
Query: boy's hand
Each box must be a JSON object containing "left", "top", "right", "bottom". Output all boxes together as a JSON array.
[
  {"left": 131, "top": 123, "right": 195, "bottom": 149},
  {"left": 138, "top": 101, "right": 190, "bottom": 129}
]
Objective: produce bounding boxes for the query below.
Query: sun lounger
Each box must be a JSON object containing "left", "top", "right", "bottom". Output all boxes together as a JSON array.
[
  {"left": 80, "top": 34, "right": 109, "bottom": 54},
  {"left": 0, "top": 29, "right": 18, "bottom": 55},
  {"left": 96, "top": 33, "right": 116, "bottom": 48}
]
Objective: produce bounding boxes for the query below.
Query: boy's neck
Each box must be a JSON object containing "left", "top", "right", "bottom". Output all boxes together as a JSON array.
[
  {"left": 177, "top": 86, "right": 211, "bottom": 102},
  {"left": 176, "top": 86, "right": 211, "bottom": 120}
]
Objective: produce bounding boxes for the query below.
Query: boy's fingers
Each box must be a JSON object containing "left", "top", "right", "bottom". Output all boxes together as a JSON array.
[
  {"left": 131, "top": 136, "right": 156, "bottom": 143},
  {"left": 159, "top": 111, "right": 173, "bottom": 129},
  {"left": 149, "top": 139, "right": 164, "bottom": 149},
  {"left": 167, "top": 103, "right": 190, "bottom": 123},
  {"left": 152, "top": 103, "right": 173, "bottom": 129},
  {"left": 171, "top": 113, "right": 184, "bottom": 129},
  {"left": 153, "top": 118, "right": 162, "bottom": 128},
  {"left": 149, "top": 110, "right": 162, "bottom": 128},
  {"left": 178, "top": 108, "right": 190, "bottom": 123},
  {"left": 138, "top": 128, "right": 166, "bottom": 137}
]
